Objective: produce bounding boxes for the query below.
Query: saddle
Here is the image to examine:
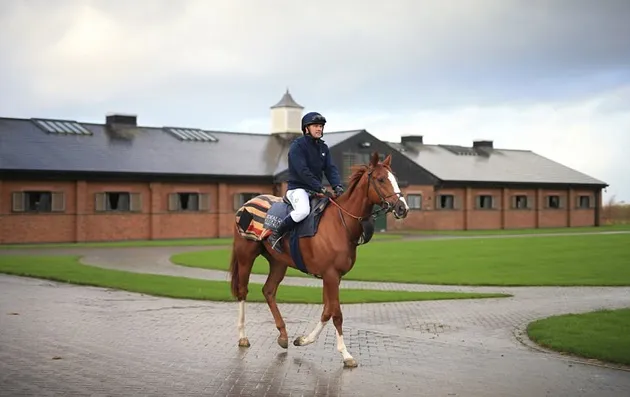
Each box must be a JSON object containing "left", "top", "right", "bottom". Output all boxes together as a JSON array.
[
  {"left": 260, "top": 193, "right": 330, "bottom": 277},
  {"left": 263, "top": 193, "right": 330, "bottom": 239}
]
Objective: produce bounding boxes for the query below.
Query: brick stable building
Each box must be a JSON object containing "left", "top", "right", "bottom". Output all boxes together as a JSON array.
[{"left": 0, "top": 90, "right": 608, "bottom": 244}]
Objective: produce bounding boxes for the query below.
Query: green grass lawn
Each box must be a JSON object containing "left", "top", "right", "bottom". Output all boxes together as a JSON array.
[
  {"left": 0, "top": 232, "right": 402, "bottom": 250},
  {"left": 171, "top": 233, "right": 630, "bottom": 286},
  {"left": 2, "top": 225, "right": 626, "bottom": 250},
  {"left": 0, "top": 238, "right": 235, "bottom": 249},
  {"left": 399, "top": 224, "right": 630, "bottom": 236},
  {"left": 0, "top": 255, "right": 508, "bottom": 304},
  {"left": 527, "top": 308, "right": 630, "bottom": 366}
]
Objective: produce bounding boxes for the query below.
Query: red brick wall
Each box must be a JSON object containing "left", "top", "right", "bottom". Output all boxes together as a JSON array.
[
  {"left": 465, "top": 188, "right": 503, "bottom": 230},
  {"left": 156, "top": 182, "right": 218, "bottom": 239},
  {"left": 0, "top": 178, "right": 273, "bottom": 243},
  {"left": 83, "top": 181, "right": 151, "bottom": 241},
  {"left": 537, "top": 188, "right": 569, "bottom": 228},
  {"left": 0, "top": 177, "right": 603, "bottom": 244},
  {"left": 385, "top": 185, "right": 600, "bottom": 232},
  {"left": 570, "top": 189, "right": 599, "bottom": 227},
  {"left": 503, "top": 188, "right": 537, "bottom": 229},
  {"left": 0, "top": 180, "right": 76, "bottom": 243}
]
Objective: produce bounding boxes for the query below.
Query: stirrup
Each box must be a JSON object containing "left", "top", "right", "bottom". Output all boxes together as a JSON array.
[{"left": 270, "top": 234, "right": 284, "bottom": 253}]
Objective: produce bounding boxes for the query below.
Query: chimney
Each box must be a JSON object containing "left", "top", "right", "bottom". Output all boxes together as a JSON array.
[
  {"left": 106, "top": 113, "right": 137, "bottom": 127},
  {"left": 401, "top": 135, "right": 423, "bottom": 145},
  {"left": 473, "top": 140, "right": 493, "bottom": 149},
  {"left": 105, "top": 113, "right": 139, "bottom": 140}
]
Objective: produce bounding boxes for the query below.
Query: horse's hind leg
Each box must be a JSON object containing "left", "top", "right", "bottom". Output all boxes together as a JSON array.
[
  {"left": 229, "top": 229, "right": 262, "bottom": 348},
  {"left": 261, "top": 252, "right": 289, "bottom": 348}
]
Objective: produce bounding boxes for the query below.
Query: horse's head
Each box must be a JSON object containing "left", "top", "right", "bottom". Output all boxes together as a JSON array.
[{"left": 365, "top": 151, "right": 409, "bottom": 219}]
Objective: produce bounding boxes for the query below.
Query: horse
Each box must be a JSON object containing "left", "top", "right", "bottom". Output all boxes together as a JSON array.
[{"left": 228, "top": 151, "right": 409, "bottom": 368}]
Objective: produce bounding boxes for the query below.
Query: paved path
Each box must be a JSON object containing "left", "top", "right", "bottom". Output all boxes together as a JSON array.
[{"left": 1, "top": 236, "right": 630, "bottom": 396}]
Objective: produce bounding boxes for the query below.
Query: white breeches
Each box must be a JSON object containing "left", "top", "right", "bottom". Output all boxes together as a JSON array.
[{"left": 285, "top": 188, "right": 310, "bottom": 222}]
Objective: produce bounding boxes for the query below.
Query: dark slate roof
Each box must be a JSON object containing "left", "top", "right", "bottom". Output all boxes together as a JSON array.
[
  {"left": 0, "top": 115, "right": 607, "bottom": 187},
  {"left": 0, "top": 117, "right": 360, "bottom": 178},
  {"left": 386, "top": 141, "right": 607, "bottom": 186},
  {"left": 270, "top": 89, "right": 304, "bottom": 109}
]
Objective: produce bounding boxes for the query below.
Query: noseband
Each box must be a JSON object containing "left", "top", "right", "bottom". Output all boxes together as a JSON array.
[{"left": 366, "top": 168, "right": 405, "bottom": 218}]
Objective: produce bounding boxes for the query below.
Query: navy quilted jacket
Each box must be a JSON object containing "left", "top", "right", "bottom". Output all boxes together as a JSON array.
[{"left": 286, "top": 135, "right": 342, "bottom": 192}]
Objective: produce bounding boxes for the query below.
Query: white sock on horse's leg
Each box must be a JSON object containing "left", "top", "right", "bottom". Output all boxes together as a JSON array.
[
  {"left": 238, "top": 300, "right": 246, "bottom": 339},
  {"left": 306, "top": 320, "right": 327, "bottom": 342},
  {"left": 336, "top": 329, "right": 354, "bottom": 361},
  {"left": 295, "top": 320, "right": 327, "bottom": 346}
]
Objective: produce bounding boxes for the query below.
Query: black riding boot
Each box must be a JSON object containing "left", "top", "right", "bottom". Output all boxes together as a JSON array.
[{"left": 269, "top": 215, "right": 297, "bottom": 253}]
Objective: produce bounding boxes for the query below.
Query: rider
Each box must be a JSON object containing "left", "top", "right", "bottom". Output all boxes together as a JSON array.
[{"left": 269, "top": 111, "right": 345, "bottom": 253}]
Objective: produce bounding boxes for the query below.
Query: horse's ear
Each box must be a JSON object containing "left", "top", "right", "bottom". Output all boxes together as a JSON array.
[
  {"left": 370, "top": 151, "right": 379, "bottom": 167},
  {"left": 382, "top": 154, "right": 392, "bottom": 167}
]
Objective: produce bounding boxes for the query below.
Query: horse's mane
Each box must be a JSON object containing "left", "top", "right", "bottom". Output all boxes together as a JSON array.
[
  {"left": 345, "top": 161, "right": 393, "bottom": 195},
  {"left": 345, "top": 165, "right": 368, "bottom": 195}
]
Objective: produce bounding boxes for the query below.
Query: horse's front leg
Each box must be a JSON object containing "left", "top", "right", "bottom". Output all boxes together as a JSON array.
[
  {"left": 293, "top": 283, "right": 329, "bottom": 347},
  {"left": 326, "top": 272, "right": 357, "bottom": 368},
  {"left": 327, "top": 276, "right": 358, "bottom": 368}
]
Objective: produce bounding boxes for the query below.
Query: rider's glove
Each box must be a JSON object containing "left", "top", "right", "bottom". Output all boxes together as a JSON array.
[{"left": 320, "top": 186, "right": 333, "bottom": 198}]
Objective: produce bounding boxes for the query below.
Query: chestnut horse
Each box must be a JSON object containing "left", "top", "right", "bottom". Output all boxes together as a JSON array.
[{"left": 228, "top": 151, "right": 409, "bottom": 367}]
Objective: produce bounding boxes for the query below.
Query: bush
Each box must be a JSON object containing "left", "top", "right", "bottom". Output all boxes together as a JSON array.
[{"left": 602, "top": 196, "right": 630, "bottom": 225}]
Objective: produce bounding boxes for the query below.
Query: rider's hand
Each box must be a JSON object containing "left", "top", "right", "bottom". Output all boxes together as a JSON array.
[
  {"left": 333, "top": 185, "right": 344, "bottom": 197},
  {"left": 320, "top": 187, "right": 333, "bottom": 198}
]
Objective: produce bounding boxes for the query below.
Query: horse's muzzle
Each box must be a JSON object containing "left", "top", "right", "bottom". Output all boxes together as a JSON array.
[{"left": 392, "top": 200, "right": 408, "bottom": 219}]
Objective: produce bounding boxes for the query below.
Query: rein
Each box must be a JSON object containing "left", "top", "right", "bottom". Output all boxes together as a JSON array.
[{"left": 320, "top": 166, "right": 404, "bottom": 244}]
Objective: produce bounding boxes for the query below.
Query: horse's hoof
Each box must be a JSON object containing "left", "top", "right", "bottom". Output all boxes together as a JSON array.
[
  {"left": 277, "top": 336, "right": 288, "bottom": 349},
  {"left": 343, "top": 358, "right": 358, "bottom": 368},
  {"left": 238, "top": 338, "right": 250, "bottom": 348},
  {"left": 293, "top": 336, "right": 307, "bottom": 346}
]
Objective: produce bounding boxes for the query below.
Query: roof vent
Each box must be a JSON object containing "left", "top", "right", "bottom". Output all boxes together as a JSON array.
[
  {"left": 473, "top": 140, "right": 493, "bottom": 149},
  {"left": 401, "top": 135, "right": 423, "bottom": 145}
]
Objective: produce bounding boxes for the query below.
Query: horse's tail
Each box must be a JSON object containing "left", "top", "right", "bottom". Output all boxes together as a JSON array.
[{"left": 228, "top": 228, "right": 240, "bottom": 299}]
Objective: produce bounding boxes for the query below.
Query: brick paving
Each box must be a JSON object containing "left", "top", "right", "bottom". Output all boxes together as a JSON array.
[{"left": 1, "top": 242, "right": 630, "bottom": 396}]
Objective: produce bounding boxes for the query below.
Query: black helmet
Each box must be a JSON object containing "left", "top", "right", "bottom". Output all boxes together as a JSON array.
[{"left": 301, "top": 112, "right": 327, "bottom": 134}]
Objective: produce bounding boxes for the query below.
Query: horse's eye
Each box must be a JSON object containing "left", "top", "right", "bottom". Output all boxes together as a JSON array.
[{"left": 378, "top": 178, "right": 385, "bottom": 183}]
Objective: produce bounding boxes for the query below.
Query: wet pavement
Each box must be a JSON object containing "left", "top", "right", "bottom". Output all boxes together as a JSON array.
[{"left": 1, "top": 240, "right": 630, "bottom": 396}]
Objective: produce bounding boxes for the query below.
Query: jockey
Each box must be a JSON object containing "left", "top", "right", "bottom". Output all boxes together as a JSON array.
[{"left": 269, "top": 111, "right": 345, "bottom": 253}]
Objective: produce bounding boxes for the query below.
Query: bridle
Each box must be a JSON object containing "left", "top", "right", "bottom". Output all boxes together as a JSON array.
[
  {"left": 322, "top": 166, "right": 403, "bottom": 245},
  {"left": 326, "top": 165, "right": 404, "bottom": 222}
]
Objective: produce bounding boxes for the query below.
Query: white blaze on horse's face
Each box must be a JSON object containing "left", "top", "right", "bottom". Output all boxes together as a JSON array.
[{"left": 387, "top": 170, "right": 409, "bottom": 210}]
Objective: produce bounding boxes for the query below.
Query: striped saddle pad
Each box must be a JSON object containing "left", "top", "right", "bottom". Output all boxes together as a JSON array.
[{"left": 235, "top": 194, "right": 284, "bottom": 241}]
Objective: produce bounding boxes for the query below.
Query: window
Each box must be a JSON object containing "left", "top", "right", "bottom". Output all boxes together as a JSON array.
[
  {"left": 476, "top": 195, "right": 494, "bottom": 209},
  {"left": 107, "top": 192, "right": 130, "bottom": 211},
  {"left": 168, "top": 193, "right": 210, "bottom": 211},
  {"left": 407, "top": 194, "right": 422, "bottom": 210},
  {"left": 577, "top": 195, "right": 591, "bottom": 209},
  {"left": 234, "top": 192, "right": 260, "bottom": 210},
  {"left": 26, "top": 191, "right": 51, "bottom": 212},
  {"left": 546, "top": 195, "right": 562, "bottom": 209},
  {"left": 342, "top": 152, "right": 357, "bottom": 182},
  {"left": 512, "top": 195, "right": 529, "bottom": 209},
  {"left": 12, "top": 191, "right": 65, "bottom": 213},
  {"left": 95, "top": 192, "right": 142, "bottom": 212},
  {"left": 437, "top": 194, "right": 455, "bottom": 209}
]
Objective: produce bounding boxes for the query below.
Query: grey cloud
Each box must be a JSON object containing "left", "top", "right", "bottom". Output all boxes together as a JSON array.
[{"left": 1, "top": 0, "right": 630, "bottom": 114}]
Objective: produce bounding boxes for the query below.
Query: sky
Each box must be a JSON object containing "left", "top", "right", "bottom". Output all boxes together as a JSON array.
[{"left": 1, "top": 0, "right": 629, "bottom": 202}]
